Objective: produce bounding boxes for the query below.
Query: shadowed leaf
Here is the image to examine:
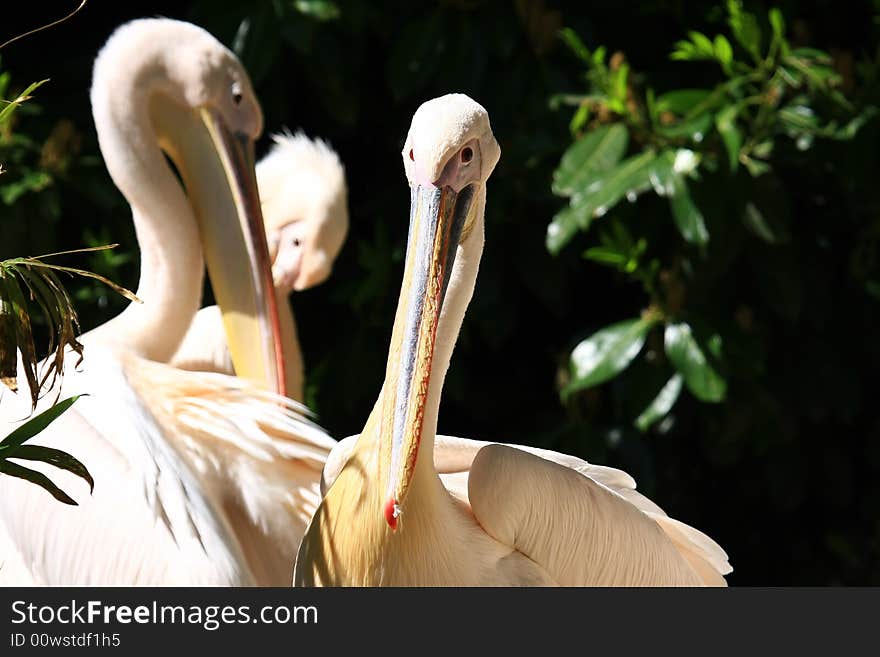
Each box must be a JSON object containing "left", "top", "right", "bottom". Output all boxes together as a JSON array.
[
  {"left": 635, "top": 373, "right": 684, "bottom": 431},
  {"left": 665, "top": 323, "right": 726, "bottom": 402},
  {"left": 9, "top": 444, "right": 93, "bottom": 492},
  {"left": 0, "top": 459, "right": 77, "bottom": 505}
]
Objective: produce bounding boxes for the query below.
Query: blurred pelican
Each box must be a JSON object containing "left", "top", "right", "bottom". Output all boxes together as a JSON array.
[
  {"left": 294, "top": 94, "right": 732, "bottom": 586},
  {"left": 171, "top": 132, "right": 349, "bottom": 401},
  {"left": 0, "top": 18, "right": 334, "bottom": 586}
]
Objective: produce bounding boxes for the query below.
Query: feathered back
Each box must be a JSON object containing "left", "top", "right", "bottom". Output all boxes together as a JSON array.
[{"left": 257, "top": 131, "right": 348, "bottom": 231}]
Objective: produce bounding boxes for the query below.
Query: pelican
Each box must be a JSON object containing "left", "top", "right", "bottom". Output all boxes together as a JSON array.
[
  {"left": 293, "top": 94, "right": 732, "bottom": 586},
  {"left": 0, "top": 18, "right": 334, "bottom": 585},
  {"left": 171, "top": 132, "right": 349, "bottom": 401}
]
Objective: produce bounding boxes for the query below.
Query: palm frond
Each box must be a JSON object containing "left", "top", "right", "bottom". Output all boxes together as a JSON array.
[{"left": 0, "top": 245, "right": 140, "bottom": 408}]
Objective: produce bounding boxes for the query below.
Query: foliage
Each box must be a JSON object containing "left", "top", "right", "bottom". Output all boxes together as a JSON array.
[
  {"left": 0, "top": 395, "right": 92, "bottom": 504},
  {"left": 0, "top": 247, "right": 139, "bottom": 407},
  {"left": 1, "top": 70, "right": 139, "bottom": 408},
  {"left": 1, "top": 53, "right": 133, "bottom": 504},
  {"left": 551, "top": 1, "right": 878, "bottom": 432},
  {"left": 2, "top": 0, "right": 879, "bottom": 584}
]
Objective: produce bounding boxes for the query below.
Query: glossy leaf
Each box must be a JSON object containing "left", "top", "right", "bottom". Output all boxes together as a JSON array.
[
  {"left": 568, "top": 150, "right": 658, "bottom": 221},
  {"left": 669, "top": 172, "right": 709, "bottom": 245},
  {"left": 552, "top": 123, "right": 629, "bottom": 196},
  {"left": 635, "top": 373, "right": 684, "bottom": 431},
  {"left": 664, "top": 323, "right": 726, "bottom": 402},
  {"left": 546, "top": 205, "right": 583, "bottom": 255},
  {"left": 564, "top": 317, "right": 656, "bottom": 396}
]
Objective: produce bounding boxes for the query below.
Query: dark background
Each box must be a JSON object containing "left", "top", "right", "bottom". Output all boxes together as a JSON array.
[{"left": 1, "top": 0, "right": 878, "bottom": 585}]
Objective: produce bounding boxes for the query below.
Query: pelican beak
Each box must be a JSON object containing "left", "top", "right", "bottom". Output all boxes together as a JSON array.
[
  {"left": 380, "top": 182, "right": 476, "bottom": 530},
  {"left": 151, "top": 99, "right": 285, "bottom": 395},
  {"left": 199, "top": 109, "right": 285, "bottom": 395}
]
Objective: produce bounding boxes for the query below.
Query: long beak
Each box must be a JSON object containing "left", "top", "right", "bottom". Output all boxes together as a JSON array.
[
  {"left": 152, "top": 101, "right": 285, "bottom": 394},
  {"left": 200, "top": 109, "right": 285, "bottom": 395},
  {"left": 380, "top": 183, "right": 476, "bottom": 530}
]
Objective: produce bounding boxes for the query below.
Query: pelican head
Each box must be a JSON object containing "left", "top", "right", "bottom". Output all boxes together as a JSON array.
[
  {"left": 381, "top": 94, "right": 500, "bottom": 529},
  {"left": 91, "top": 19, "right": 285, "bottom": 393},
  {"left": 257, "top": 132, "right": 349, "bottom": 292}
]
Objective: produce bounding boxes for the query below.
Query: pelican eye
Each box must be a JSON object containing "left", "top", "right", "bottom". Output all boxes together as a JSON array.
[
  {"left": 461, "top": 146, "right": 474, "bottom": 164},
  {"left": 231, "top": 81, "right": 243, "bottom": 105}
]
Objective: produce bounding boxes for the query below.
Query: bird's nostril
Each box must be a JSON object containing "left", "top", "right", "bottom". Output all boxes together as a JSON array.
[
  {"left": 293, "top": 238, "right": 302, "bottom": 247},
  {"left": 461, "top": 146, "right": 474, "bottom": 164}
]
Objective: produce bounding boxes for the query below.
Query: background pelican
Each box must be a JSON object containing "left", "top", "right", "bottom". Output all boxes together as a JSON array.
[
  {"left": 0, "top": 18, "right": 334, "bottom": 585},
  {"left": 294, "top": 94, "right": 731, "bottom": 586},
  {"left": 171, "top": 132, "right": 349, "bottom": 401}
]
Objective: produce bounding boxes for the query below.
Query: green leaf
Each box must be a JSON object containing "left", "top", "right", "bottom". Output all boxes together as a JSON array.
[
  {"left": 742, "top": 201, "right": 790, "bottom": 244},
  {"left": 559, "top": 27, "right": 591, "bottom": 64},
  {"left": 9, "top": 445, "right": 93, "bottom": 493},
  {"left": 779, "top": 105, "right": 819, "bottom": 134},
  {"left": 292, "top": 0, "right": 340, "bottom": 21},
  {"left": 607, "top": 63, "right": 630, "bottom": 113},
  {"left": 552, "top": 123, "right": 629, "bottom": 196},
  {"left": 635, "top": 373, "right": 684, "bottom": 431},
  {"left": 742, "top": 154, "right": 771, "bottom": 177},
  {"left": 829, "top": 107, "right": 878, "bottom": 140},
  {"left": 768, "top": 8, "right": 786, "bottom": 53},
  {"left": 654, "top": 89, "right": 712, "bottom": 115},
  {"left": 0, "top": 79, "right": 48, "bottom": 126},
  {"left": 714, "top": 35, "right": 734, "bottom": 74},
  {"left": 569, "top": 103, "right": 590, "bottom": 136},
  {"left": 568, "top": 150, "right": 658, "bottom": 223},
  {"left": 788, "top": 47, "right": 831, "bottom": 63},
  {"left": 715, "top": 104, "right": 742, "bottom": 171},
  {"left": 564, "top": 317, "right": 657, "bottom": 396},
  {"left": 0, "top": 396, "right": 83, "bottom": 454},
  {"left": 688, "top": 31, "right": 715, "bottom": 57},
  {"left": 0, "top": 459, "right": 77, "bottom": 505},
  {"left": 664, "top": 323, "right": 726, "bottom": 402},
  {"left": 669, "top": 173, "right": 709, "bottom": 245},
  {"left": 655, "top": 112, "right": 713, "bottom": 142},
  {"left": 583, "top": 246, "right": 628, "bottom": 267},
  {"left": 727, "top": 0, "right": 762, "bottom": 62},
  {"left": 670, "top": 40, "right": 697, "bottom": 61},
  {"left": 546, "top": 205, "right": 583, "bottom": 255}
]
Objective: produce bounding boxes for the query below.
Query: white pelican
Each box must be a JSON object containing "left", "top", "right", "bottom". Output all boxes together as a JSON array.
[
  {"left": 0, "top": 18, "right": 334, "bottom": 585},
  {"left": 171, "top": 132, "right": 349, "bottom": 401},
  {"left": 293, "top": 94, "right": 732, "bottom": 586}
]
